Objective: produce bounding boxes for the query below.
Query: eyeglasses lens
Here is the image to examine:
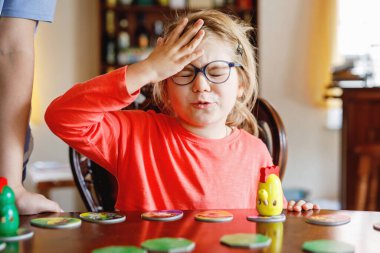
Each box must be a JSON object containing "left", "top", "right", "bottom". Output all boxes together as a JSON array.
[{"left": 172, "top": 61, "right": 231, "bottom": 85}]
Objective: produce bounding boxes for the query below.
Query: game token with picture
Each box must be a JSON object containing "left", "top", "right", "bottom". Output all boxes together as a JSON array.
[
  {"left": 141, "top": 237, "right": 195, "bottom": 253},
  {"left": 305, "top": 214, "right": 351, "bottom": 226},
  {"left": 220, "top": 233, "right": 271, "bottom": 249},
  {"left": 30, "top": 217, "right": 81, "bottom": 229},
  {"left": 80, "top": 212, "right": 126, "bottom": 224},
  {"left": 194, "top": 210, "right": 233, "bottom": 222},
  {"left": 247, "top": 214, "right": 286, "bottom": 223},
  {"left": 141, "top": 210, "right": 183, "bottom": 222},
  {"left": 0, "top": 228, "right": 34, "bottom": 242}
]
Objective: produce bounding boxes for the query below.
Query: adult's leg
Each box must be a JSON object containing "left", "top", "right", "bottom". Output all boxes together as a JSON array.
[{"left": 0, "top": 17, "right": 61, "bottom": 214}]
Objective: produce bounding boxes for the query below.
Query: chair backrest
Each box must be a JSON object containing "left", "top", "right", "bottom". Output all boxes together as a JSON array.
[
  {"left": 69, "top": 94, "right": 287, "bottom": 212},
  {"left": 253, "top": 98, "right": 287, "bottom": 178}
]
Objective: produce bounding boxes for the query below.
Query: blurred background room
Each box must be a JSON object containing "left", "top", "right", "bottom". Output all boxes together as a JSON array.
[{"left": 24, "top": 0, "right": 380, "bottom": 211}]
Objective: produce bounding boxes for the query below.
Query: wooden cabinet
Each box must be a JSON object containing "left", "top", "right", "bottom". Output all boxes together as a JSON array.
[
  {"left": 341, "top": 88, "right": 380, "bottom": 210},
  {"left": 99, "top": 0, "right": 258, "bottom": 74}
]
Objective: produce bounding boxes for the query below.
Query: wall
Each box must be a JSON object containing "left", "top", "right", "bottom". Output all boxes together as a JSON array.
[
  {"left": 25, "top": 0, "right": 100, "bottom": 211},
  {"left": 259, "top": 0, "right": 340, "bottom": 206}
]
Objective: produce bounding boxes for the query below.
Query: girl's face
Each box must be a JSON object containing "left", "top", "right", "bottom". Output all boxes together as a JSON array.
[{"left": 167, "top": 35, "right": 243, "bottom": 134}]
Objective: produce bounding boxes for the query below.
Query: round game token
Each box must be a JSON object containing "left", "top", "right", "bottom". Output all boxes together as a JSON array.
[
  {"left": 0, "top": 228, "right": 34, "bottom": 242},
  {"left": 302, "top": 239, "right": 354, "bottom": 253},
  {"left": 141, "top": 237, "right": 195, "bottom": 253},
  {"left": 92, "top": 246, "right": 147, "bottom": 253},
  {"left": 220, "top": 233, "right": 271, "bottom": 249},
  {"left": 247, "top": 214, "right": 286, "bottom": 223},
  {"left": 305, "top": 214, "right": 351, "bottom": 226},
  {"left": 30, "top": 217, "right": 81, "bottom": 229},
  {"left": 80, "top": 212, "right": 126, "bottom": 224},
  {"left": 141, "top": 210, "right": 183, "bottom": 222},
  {"left": 0, "top": 242, "right": 5, "bottom": 251},
  {"left": 194, "top": 210, "right": 233, "bottom": 222},
  {"left": 373, "top": 222, "right": 380, "bottom": 231}
]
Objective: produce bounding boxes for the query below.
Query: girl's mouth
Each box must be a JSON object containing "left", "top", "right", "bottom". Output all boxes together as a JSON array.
[{"left": 191, "top": 101, "right": 214, "bottom": 109}]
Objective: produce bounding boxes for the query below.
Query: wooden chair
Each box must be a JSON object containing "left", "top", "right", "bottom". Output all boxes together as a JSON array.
[{"left": 69, "top": 94, "right": 287, "bottom": 211}]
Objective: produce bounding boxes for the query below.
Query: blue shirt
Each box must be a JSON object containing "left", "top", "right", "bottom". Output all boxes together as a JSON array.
[{"left": 0, "top": 0, "right": 56, "bottom": 22}]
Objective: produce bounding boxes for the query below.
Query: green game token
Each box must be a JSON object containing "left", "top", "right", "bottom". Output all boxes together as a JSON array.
[
  {"left": 30, "top": 217, "right": 81, "bottom": 229},
  {"left": 141, "top": 237, "right": 195, "bottom": 253},
  {"left": 302, "top": 240, "right": 355, "bottom": 253},
  {"left": 92, "top": 246, "right": 147, "bottom": 253},
  {"left": 220, "top": 233, "right": 271, "bottom": 249}
]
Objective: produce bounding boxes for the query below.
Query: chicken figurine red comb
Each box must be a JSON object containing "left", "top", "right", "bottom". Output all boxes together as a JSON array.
[{"left": 257, "top": 166, "right": 284, "bottom": 216}]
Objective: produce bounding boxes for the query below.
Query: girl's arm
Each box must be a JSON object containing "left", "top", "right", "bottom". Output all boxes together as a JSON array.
[{"left": 45, "top": 67, "right": 138, "bottom": 172}]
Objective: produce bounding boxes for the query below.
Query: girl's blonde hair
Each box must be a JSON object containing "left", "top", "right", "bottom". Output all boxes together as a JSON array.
[{"left": 153, "top": 9, "right": 259, "bottom": 135}]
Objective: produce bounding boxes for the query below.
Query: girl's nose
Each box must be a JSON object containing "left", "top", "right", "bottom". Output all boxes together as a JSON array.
[{"left": 191, "top": 73, "right": 211, "bottom": 93}]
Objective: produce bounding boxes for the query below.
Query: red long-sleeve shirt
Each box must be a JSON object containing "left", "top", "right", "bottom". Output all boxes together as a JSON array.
[{"left": 45, "top": 66, "right": 273, "bottom": 211}]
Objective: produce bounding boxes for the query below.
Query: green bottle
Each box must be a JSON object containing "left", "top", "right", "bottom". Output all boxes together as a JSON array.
[{"left": 0, "top": 177, "right": 19, "bottom": 236}]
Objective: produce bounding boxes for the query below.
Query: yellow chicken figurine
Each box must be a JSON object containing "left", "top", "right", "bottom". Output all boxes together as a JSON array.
[{"left": 257, "top": 166, "right": 284, "bottom": 216}]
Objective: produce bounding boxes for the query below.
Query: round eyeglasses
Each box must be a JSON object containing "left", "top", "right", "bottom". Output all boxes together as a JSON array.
[{"left": 171, "top": 60, "right": 242, "bottom": 86}]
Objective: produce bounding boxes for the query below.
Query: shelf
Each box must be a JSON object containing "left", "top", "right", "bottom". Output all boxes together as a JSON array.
[{"left": 99, "top": 0, "right": 258, "bottom": 74}]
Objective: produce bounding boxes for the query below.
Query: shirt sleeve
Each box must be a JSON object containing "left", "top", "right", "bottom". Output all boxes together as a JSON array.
[{"left": 45, "top": 66, "right": 140, "bottom": 173}]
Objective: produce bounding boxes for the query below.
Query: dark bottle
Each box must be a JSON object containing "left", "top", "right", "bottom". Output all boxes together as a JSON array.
[
  {"left": 135, "top": 0, "right": 154, "bottom": 6},
  {"left": 117, "top": 17, "right": 131, "bottom": 65},
  {"left": 119, "top": 0, "right": 133, "bottom": 5},
  {"left": 106, "top": 39, "right": 116, "bottom": 64},
  {"left": 135, "top": 14, "right": 150, "bottom": 49},
  {"left": 104, "top": 9, "right": 116, "bottom": 65}
]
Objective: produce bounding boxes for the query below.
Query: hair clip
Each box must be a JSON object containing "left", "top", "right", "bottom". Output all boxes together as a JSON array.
[{"left": 236, "top": 42, "right": 243, "bottom": 56}]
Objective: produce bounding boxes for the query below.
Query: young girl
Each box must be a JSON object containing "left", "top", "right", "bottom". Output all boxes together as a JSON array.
[{"left": 45, "top": 10, "right": 318, "bottom": 212}]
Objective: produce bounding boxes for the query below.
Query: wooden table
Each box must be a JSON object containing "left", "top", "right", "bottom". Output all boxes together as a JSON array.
[{"left": 10, "top": 209, "right": 380, "bottom": 252}]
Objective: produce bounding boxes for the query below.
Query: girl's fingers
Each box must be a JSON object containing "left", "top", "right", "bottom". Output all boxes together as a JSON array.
[
  {"left": 178, "top": 49, "right": 204, "bottom": 66},
  {"left": 287, "top": 200, "right": 296, "bottom": 211},
  {"left": 287, "top": 200, "right": 320, "bottom": 212},
  {"left": 166, "top": 18, "right": 189, "bottom": 44},
  {"left": 302, "top": 202, "right": 314, "bottom": 211},
  {"left": 177, "top": 30, "right": 205, "bottom": 60},
  {"left": 293, "top": 200, "right": 306, "bottom": 212},
  {"left": 156, "top": 37, "right": 163, "bottom": 47},
  {"left": 176, "top": 19, "right": 204, "bottom": 49}
]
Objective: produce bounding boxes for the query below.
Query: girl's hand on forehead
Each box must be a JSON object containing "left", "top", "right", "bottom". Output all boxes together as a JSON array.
[{"left": 144, "top": 18, "right": 205, "bottom": 84}]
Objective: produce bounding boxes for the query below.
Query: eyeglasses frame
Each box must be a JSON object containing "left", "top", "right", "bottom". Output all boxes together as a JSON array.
[{"left": 171, "top": 60, "right": 242, "bottom": 86}]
